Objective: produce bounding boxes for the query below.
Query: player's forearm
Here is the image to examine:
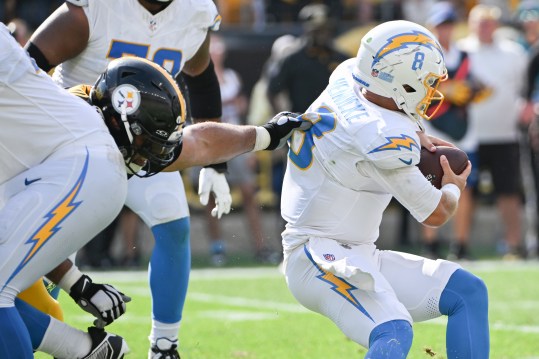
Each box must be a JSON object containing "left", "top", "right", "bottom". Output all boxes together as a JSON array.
[
  {"left": 46, "top": 258, "right": 74, "bottom": 285},
  {"left": 165, "top": 122, "right": 256, "bottom": 171},
  {"left": 423, "top": 188, "right": 459, "bottom": 227}
]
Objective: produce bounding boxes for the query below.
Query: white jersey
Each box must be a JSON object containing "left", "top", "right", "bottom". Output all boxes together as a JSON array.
[
  {"left": 53, "top": 0, "right": 220, "bottom": 87},
  {"left": 458, "top": 36, "right": 526, "bottom": 144},
  {"left": 282, "top": 59, "right": 441, "bottom": 248},
  {"left": 0, "top": 24, "right": 112, "bottom": 185}
]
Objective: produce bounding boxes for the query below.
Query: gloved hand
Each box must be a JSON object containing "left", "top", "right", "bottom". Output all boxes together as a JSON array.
[
  {"left": 69, "top": 274, "right": 131, "bottom": 328},
  {"left": 198, "top": 167, "right": 232, "bottom": 218},
  {"left": 262, "top": 112, "right": 313, "bottom": 150}
]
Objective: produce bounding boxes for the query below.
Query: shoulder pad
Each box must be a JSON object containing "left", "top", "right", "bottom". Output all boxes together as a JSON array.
[
  {"left": 66, "top": 0, "right": 88, "bottom": 7},
  {"left": 188, "top": 0, "right": 221, "bottom": 31},
  {"left": 365, "top": 131, "right": 421, "bottom": 170}
]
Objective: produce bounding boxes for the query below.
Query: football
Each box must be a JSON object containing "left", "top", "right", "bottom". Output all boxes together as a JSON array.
[{"left": 417, "top": 146, "right": 469, "bottom": 189}]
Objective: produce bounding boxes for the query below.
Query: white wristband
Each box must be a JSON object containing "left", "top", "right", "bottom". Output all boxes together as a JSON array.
[
  {"left": 252, "top": 126, "right": 271, "bottom": 152},
  {"left": 441, "top": 183, "right": 461, "bottom": 202},
  {"left": 57, "top": 264, "right": 84, "bottom": 292}
]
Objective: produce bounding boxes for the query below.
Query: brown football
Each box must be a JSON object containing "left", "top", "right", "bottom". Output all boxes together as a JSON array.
[{"left": 417, "top": 146, "right": 469, "bottom": 189}]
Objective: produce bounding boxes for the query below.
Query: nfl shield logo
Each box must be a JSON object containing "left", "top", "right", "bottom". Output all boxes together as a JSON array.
[{"left": 323, "top": 253, "right": 335, "bottom": 261}]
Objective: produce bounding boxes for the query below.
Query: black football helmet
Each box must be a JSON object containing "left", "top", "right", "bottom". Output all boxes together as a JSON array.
[{"left": 90, "top": 57, "right": 186, "bottom": 177}]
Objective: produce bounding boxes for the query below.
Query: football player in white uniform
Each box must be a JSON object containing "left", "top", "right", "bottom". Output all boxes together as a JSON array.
[
  {"left": 0, "top": 23, "right": 129, "bottom": 359},
  {"left": 26, "top": 0, "right": 231, "bottom": 356},
  {"left": 12, "top": 56, "right": 310, "bottom": 359},
  {"left": 282, "top": 21, "right": 489, "bottom": 358}
]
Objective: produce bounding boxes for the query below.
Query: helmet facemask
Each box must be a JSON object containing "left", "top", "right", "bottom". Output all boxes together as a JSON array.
[
  {"left": 416, "top": 71, "right": 447, "bottom": 120},
  {"left": 130, "top": 121, "right": 183, "bottom": 177}
]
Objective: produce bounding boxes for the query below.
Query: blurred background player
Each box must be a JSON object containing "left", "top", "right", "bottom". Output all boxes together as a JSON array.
[
  {"left": 26, "top": 0, "right": 231, "bottom": 356},
  {"left": 0, "top": 23, "right": 129, "bottom": 358},
  {"left": 459, "top": 4, "right": 528, "bottom": 259},
  {"left": 282, "top": 20, "right": 488, "bottom": 358},
  {"left": 247, "top": 34, "right": 299, "bottom": 239}
]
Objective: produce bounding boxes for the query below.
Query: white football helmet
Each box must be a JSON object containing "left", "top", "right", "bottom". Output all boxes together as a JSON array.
[{"left": 354, "top": 20, "right": 447, "bottom": 122}]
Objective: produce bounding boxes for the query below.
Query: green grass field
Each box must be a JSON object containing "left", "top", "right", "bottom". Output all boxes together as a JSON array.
[{"left": 35, "top": 261, "right": 539, "bottom": 359}]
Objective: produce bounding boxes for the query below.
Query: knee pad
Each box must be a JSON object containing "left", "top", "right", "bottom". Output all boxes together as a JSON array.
[
  {"left": 368, "top": 319, "right": 413, "bottom": 355},
  {"left": 439, "top": 269, "right": 488, "bottom": 316}
]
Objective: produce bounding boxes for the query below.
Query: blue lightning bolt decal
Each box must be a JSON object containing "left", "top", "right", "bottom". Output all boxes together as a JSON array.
[
  {"left": 304, "top": 245, "right": 374, "bottom": 322},
  {"left": 3, "top": 151, "right": 89, "bottom": 289},
  {"left": 368, "top": 134, "right": 419, "bottom": 153}
]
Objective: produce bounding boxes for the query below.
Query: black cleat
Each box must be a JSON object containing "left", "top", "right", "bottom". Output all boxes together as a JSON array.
[
  {"left": 149, "top": 338, "right": 180, "bottom": 359},
  {"left": 82, "top": 327, "right": 130, "bottom": 359}
]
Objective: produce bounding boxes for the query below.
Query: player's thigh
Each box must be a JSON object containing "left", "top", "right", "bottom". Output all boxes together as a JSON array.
[
  {"left": 379, "top": 250, "right": 461, "bottom": 322},
  {"left": 125, "top": 171, "right": 189, "bottom": 227},
  {"left": 285, "top": 245, "right": 411, "bottom": 347},
  {"left": 0, "top": 148, "right": 127, "bottom": 300}
]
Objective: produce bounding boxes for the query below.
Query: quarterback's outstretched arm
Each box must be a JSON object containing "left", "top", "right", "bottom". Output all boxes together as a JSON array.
[{"left": 165, "top": 112, "right": 311, "bottom": 172}]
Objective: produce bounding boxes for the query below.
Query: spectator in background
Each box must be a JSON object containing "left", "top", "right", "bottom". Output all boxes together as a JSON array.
[
  {"left": 248, "top": 35, "right": 298, "bottom": 127},
  {"left": 421, "top": 2, "right": 487, "bottom": 260},
  {"left": 459, "top": 4, "right": 528, "bottom": 259},
  {"left": 7, "top": 18, "right": 31, "bottom": 45},
  {"left": 247, "top": 34, "right": 298, "bottom": 234},
  {"left": 267, "top": 3, "right": 348, "bottom": 114},
  {"left": 402, "top": 0, "right": 436, "bottom": 24},
  {"left": 195, "top": 34, "right": 276, "bottom": 265},
  {"left": 2, "top": 0, "right": 63, "bottom": 30}
]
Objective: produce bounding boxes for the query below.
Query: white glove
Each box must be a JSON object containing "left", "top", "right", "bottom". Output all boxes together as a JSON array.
[
  {"left": 198, "top": 167, "right": 232, "bottom": 219},
  {"left": 69, "top": 274, "right": 131, "bottom": 328}
]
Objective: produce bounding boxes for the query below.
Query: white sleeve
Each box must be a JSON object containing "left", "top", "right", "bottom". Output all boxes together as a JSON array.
[{"left": 357, "top": 161, "right": 441, "bottom": 222}]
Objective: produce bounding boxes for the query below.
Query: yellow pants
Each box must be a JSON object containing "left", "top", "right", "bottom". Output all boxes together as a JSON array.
[{"left": 18, "top": 279, "right": 64, "bottom": 321}]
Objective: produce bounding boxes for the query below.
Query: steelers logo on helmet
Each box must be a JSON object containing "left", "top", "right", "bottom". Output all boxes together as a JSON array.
[
  {"left": 89, "top": 56, "right": 186, "bottom": 178},
  {"left": 354, "top": 20, "right": 447, "bottom": 122},
  {"left": 111, "top": 84, "right": 141, "bottom": 116}
]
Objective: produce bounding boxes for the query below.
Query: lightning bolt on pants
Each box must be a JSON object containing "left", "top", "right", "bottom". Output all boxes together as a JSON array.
[{"left": 0, "top": 144, "right": 127, "bottom": 306}]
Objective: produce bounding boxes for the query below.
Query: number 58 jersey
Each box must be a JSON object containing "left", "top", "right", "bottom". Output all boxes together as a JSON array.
[{"left": 53, "top": 0, "right": 221, "bottom": 87}]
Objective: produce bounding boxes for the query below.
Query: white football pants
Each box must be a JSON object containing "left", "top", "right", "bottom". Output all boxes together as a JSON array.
[{"left": 0, "top": 140, "right": 127, "bottom": 306}]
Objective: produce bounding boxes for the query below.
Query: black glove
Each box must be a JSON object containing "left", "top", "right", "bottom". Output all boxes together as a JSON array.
[
  {"left": 262, "top": 111, "right": 313, "bottom": 150},
  {"left": 69, "top": 274, "right": 131, "bottom": 328}
]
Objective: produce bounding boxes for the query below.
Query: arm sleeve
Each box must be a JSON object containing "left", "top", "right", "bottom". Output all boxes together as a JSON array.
[{"left": 181, "top": 60, "right": 222, "bottom": 120}]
